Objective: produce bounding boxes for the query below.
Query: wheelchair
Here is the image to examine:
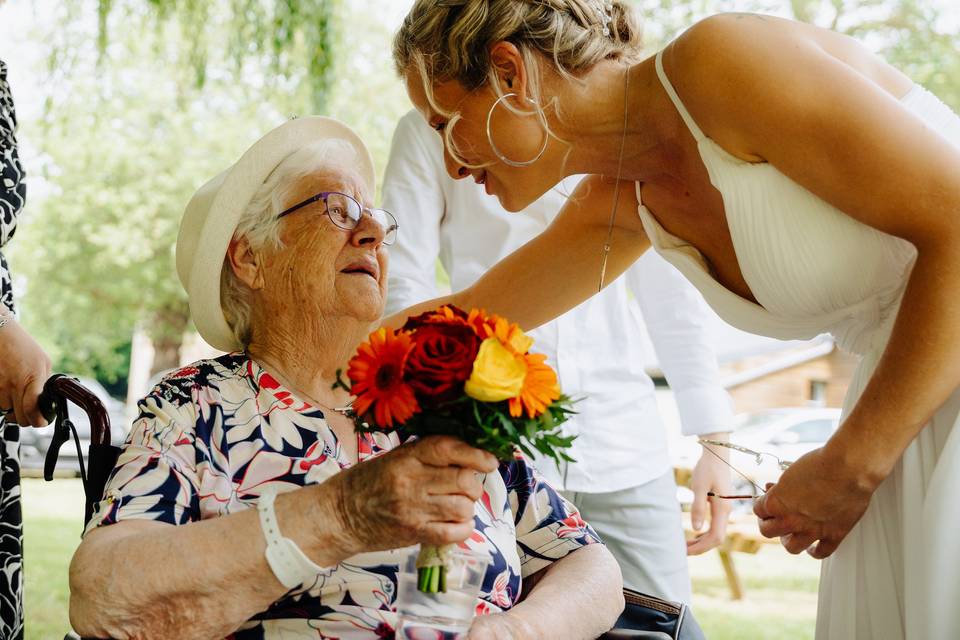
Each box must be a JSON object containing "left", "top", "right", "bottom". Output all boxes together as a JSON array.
[{"left": 41, "top": 374, "right": 700, "bottom": 640}]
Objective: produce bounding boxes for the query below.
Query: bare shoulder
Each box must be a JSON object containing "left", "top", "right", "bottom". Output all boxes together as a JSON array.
[
  {"left": 669, "top": 12, "right": 827, "bottom": 71},
  {"left": 662, "top": 13, "right": 908, "bottom": 159},
  {"left": 669, "top": 12, "right": 894, "bottom": 84},
  {"left": 662, "top": 15, "right": 815, "bottom": 154}
]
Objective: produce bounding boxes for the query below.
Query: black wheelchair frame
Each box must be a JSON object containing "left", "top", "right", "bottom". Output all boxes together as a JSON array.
[{"left": 40, "top": 374, "right": 687, "bottom": 640}]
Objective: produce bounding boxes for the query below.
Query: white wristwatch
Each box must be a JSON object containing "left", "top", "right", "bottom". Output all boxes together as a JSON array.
[{"left": 257, "top": 490, "right": 328, "bottom": 589}]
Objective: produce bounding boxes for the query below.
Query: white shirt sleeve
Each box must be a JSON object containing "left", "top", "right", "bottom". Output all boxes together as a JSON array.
[
  {"left": 381, "top": 111, "right": 447, "bottom": 318},
  {"left": 626, "top": 252, "right": 735, "bottom": 436}
]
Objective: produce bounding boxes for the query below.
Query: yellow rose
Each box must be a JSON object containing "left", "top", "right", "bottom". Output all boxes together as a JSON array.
[{"left": 465, "top": 338, "right": 527, "bottom": 402}]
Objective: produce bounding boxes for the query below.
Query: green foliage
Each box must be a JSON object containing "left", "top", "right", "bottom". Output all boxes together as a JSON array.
[
  {"left": 86, "top": 0, "right": 337, "bottom": 111},
  {"left": 840, "top": 0, "right": 960, "bottom": 110},
  {"left": 10, "top": 1, "right": 320, "bottom": 379},
  {"left": 7, "top": 0, "right": 960, "bottom": 388}
]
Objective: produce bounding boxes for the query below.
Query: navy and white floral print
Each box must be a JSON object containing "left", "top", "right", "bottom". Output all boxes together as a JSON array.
[{"left": 88, "top": 353, "right": 600, "bottom": 638}]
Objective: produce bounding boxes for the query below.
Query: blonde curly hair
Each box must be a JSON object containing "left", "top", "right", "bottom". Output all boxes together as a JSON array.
[{"left": 393, "top": 0, "right": 643, "bottom": 165}]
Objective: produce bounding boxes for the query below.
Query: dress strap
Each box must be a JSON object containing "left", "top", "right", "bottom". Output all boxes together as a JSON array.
[{"left": 655, "top": 49, "right": 706, "bottom": 142}]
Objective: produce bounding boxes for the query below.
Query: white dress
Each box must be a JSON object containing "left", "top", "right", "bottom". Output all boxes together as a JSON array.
[{"left": 640, "top": 50, "right": 960, "bottom": 639}]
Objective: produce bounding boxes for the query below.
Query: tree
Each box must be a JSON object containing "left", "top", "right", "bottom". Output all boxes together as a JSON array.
[
  {"left": 87, "top": 0, "right": 337, "bottom": 112},
  {"left": 8, "top": 0, "right": 959, "bottom": 391},
  {"left": 8, "top": 0, "right": 413, "bottom": 390},
  {"left": 10, "top": 0, "right": 337, "bottom": 382}
]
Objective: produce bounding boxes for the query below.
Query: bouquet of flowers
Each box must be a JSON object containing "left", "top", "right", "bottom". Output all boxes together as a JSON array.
[{"left": 335, "top": 305, "right": 576, "bottom": 592}]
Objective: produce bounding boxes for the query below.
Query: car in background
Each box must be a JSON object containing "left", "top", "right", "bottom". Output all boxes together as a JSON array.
[
  {"left": 723, "top": 407, "right": 842, "bottom": 498},
  {"left": 19, "top": 376, "right": 130, "bottom": 474}
]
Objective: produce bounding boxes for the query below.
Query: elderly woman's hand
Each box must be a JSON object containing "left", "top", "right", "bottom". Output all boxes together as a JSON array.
[
  {"left": 332, "top": 436, "right": 498, "bottom": 554},
  {"left": 0, "top": 316, "right": 52, "bottom": 427}
]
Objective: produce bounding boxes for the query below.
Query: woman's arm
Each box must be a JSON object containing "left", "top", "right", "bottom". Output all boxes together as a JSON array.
[
  {"left": 0, "top": 314, "right": 51, "bottom": 427},
  {"left": 383, "top": 174, "right": 650, "bottom": 331},
  {"left": 70, "top": 436, "right": 498, "bottom": 639},
  {"left": 672, "top": 15, "right": 960, "bottom": 556},
  {"left": 468, "top": 545, "right": 624, "bottom": 640}
]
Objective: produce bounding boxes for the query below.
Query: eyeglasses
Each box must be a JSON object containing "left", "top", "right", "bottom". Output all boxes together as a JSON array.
[
  {"left": 278, "top": 191, "right": 399, "bottom": 245},
  {"left": 699, "top": 439, "right": 795, "bottom": 500}
]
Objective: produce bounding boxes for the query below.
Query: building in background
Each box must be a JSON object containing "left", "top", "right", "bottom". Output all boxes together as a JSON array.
[{"left": 717, "top": 336, "right": 857, "bottom": 413}]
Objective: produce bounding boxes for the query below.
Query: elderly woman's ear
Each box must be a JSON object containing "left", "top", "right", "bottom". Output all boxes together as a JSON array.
[{"left": 227, "top": 235, "right": 266, "bottom": 291}]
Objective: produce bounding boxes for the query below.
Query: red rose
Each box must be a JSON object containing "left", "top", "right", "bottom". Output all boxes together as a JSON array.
[
  {"left": 405, "top": 322, "right": 480, "bottom": 406},
  {"left": 402, "top": 305, "right": 471, "bottom": 332}
]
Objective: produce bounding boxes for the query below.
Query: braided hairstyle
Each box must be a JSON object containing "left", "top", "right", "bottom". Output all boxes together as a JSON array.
[
  {"left": 394, "top": 0, "right": 642, "bottom": 89},
  {"left": 394, "top": 0, "right": 642, "bottom": 167}
]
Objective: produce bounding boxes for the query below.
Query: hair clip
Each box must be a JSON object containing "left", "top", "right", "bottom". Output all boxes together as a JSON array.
[{"left": 591, "top": 0, "right": 614, "bottom": 37}]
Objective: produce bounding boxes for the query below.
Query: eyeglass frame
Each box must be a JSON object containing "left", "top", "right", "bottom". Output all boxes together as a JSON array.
[
  {"left": 277, "top": 191, "right": 399, "bottom": 245},
  {"left": 698, "top": 438, "right": 795, "bottom": 500}
]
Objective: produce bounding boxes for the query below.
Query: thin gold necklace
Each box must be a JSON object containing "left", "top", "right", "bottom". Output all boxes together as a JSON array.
[{"left": 598, "top": 65, "right": 631, "bottom": 292}]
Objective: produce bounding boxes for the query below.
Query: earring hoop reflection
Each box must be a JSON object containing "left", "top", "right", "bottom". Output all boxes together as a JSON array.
[{"left": 485, "top": 93, "right": 548, "bottom": 167}]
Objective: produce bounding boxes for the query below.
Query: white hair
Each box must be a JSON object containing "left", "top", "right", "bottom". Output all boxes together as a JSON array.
[{"left": 220, "top": 138, "right": 361, "bottom": 348}]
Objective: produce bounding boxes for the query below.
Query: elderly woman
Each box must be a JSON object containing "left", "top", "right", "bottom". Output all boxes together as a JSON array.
[{"left": 67, "top": 117, "right": 623, "bottom": 640}]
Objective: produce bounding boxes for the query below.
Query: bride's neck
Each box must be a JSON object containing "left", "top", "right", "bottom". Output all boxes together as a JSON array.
[{"left": 551, "top": 57, "right": 676, "bottom": 181}]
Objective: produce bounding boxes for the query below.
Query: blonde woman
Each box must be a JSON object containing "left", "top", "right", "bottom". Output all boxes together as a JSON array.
[{"left": 388, "top": 2, "right": 960, "bottom": 638}]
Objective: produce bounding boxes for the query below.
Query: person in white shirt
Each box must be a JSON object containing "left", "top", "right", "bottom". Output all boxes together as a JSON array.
[{"left": 383, "top": 111, "right": 735, "bottom": 603}]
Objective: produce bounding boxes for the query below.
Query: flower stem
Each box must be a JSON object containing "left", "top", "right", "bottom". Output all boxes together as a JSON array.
[{"left": 415, "top": 544, "right": 451, "bottom": 593}]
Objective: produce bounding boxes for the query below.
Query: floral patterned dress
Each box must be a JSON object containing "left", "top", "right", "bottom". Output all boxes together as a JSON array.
[
  {"left": 87, "top": 353, "right": 600, "bottom": 639},
  {"left": 0, "top": 58, "right": 26, "bottom": 640}
]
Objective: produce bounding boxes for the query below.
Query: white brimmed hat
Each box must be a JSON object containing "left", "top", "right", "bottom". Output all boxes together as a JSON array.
[{"left": 175, "top": 116, "right": 375, "bottom": 353}]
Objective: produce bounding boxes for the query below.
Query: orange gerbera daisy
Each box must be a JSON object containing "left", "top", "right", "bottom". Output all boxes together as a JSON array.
[
  {"left": 468, "top": 309, "right": 533, "bottom": 355},
  {"left": 509, "top": 352, "right": 561, "bottom": 419},
  {"left": 347, "top": 327, "right": 420, "bottom": 428}
]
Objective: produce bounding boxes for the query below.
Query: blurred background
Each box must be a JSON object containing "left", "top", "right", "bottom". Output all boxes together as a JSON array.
[{"left": 1, "top": 0, "right": 958, "bottom": 637}]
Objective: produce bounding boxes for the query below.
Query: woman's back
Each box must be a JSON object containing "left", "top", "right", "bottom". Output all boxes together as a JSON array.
[
  {"left": 639, "top": 17, "right": 960, "bottom": 354},
  {"left": 642, "top": 27, "right": 960, "bottom": 639}
]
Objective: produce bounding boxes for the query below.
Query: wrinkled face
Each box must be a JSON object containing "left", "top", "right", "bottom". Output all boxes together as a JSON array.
[
  {"left": 260, "top": 167, "right": 389, "bottom": 325},
  {"left": 405, "top": 69, "right": 564, "bottom": 212}
]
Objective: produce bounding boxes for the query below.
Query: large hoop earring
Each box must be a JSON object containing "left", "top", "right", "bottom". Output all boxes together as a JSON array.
[{"left": 486, "top": 93, "right": 549, "bottom": 167}]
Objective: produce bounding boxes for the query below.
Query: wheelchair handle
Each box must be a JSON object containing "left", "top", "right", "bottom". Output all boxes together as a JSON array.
[{"left": 38, "top": 375, "right": 111, "bottom": 446}]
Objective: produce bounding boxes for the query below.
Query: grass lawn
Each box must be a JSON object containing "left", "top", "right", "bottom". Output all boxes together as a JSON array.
[
  {"left": 22, "top": 477, "right": 85, "bottom": 640},
  {"left": 688, "top": 549, "right": 819, "bottom": 639},
  {"left": 20, "top": 478, "right": 818, "bottom": 639}
]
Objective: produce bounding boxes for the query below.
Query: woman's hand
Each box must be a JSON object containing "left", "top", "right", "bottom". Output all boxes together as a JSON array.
[
  {"left": 331, "top": 435, "right": 498, "bottom": 555},
  {"left": 468, "top": 612, "right": 533, "bottom": 640},
  {"left": 0, "top": 316, "right": 52, "bottom": 427},
  {"left": 753, "top": 441, "right": 877, "bottom": 559},
  {"left": 687, "top": 435, "right": 734, "bottom": 555}
]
